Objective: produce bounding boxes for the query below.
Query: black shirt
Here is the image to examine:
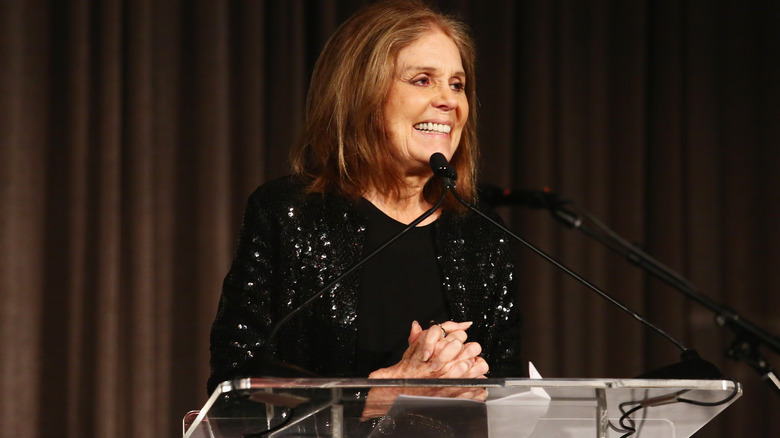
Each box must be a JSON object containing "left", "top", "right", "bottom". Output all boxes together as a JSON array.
[{"left": 354, "top": 199, "right": 450, "bottom": 375}]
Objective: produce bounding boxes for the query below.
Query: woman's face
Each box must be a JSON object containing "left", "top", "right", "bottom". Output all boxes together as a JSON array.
[{"left": 383, "top": 29, "right": 468, "bottom": 175}]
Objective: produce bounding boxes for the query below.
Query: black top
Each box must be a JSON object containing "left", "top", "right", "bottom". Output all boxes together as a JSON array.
[
  {"left": 354, "top": 200, "right": 450, "bottom": 375},
  {"left": 207, "top": 176, "right": 523, "bottom": 394}
]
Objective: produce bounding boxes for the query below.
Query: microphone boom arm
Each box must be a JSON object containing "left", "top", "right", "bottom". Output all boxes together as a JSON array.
[
  {"left": 551, "top": 200, "right": 780, "bottom": 395},
  {"left": 446, "top": 188, "right": 689, "bottom": 353},
  {"left": 435, "top": 158, "right": 723, "bottom": 379}
]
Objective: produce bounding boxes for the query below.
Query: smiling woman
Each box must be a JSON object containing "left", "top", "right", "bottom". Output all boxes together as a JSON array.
[
  {"left": 382, "top": 30, "right": 468, "bottom": 186},
  {"left": 207, "top": 0, "right": 523, "bottom": 426},
  {"left": 291, "top": 0, "right": 479, "bottom": 213}
]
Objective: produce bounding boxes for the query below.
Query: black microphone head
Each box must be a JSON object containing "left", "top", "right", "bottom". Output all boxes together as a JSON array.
[
  {"left": 477, "top": 184, "right": 567, "bottom": 209},
  {"left": 429, "top": 152, "right": 458, "bottom": 181},
  {"left": 476, "top": 184, "right": 504, "bottom": 206}
]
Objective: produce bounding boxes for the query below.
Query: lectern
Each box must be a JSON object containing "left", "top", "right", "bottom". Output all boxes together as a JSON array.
[{"left": 183, "top": 377, "right": 740, "bottom": 437}]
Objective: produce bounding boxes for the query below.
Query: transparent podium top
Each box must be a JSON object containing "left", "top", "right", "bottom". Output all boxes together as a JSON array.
[{"left": 184, "top": 377, "right": 740, "bottom": 438}]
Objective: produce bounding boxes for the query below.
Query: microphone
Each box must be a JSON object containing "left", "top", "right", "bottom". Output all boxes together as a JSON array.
[
  {"left": 479, "top": 184, "right": 583, "bottom": 229},
  {"left": 429, "top": 152, "right": 457, "bottom": 188},
  {"left": 429, "top": 153, "right": 722, "bottom": 380},
  {"left": 257, "top": 169, "right": 451, "bottom": 376}
]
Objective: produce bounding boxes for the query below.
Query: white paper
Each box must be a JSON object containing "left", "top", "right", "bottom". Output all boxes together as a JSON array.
[
  {"left": 371, "top": 363, "right": 551, "bottom": 438},
  {"left": 485, "top": 362, "right": 551, "bottom": 437}
]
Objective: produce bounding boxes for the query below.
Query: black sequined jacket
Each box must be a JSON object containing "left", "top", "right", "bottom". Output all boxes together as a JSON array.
[{"left": 208, "top": 176, "right": 522, "bottom": 393}]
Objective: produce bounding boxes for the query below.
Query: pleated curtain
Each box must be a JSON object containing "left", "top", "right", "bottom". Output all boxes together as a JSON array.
[{"left": 1, "top": 1, "right": 778, "bottom": 437}]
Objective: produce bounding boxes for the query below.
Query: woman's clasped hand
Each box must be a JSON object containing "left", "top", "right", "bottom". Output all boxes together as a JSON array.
[
  {"left": 368, "top": 320, "right": 489, "bottom": 380},
  {"left": 361, "top": 320, "right": 490, "bottom": 419}
]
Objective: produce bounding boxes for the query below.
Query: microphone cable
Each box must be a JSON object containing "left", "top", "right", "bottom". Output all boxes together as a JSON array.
[{"left": 608, "top": 382, "right": 740, "bottom": 437}]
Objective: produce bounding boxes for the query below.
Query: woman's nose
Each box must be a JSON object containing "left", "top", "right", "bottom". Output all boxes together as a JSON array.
[{"left": 432, "top": 84, "right": 458, "bottom": 111}]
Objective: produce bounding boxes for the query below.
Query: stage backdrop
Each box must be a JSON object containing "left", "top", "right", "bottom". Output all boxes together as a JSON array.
[{"left": 1, "top": 1, "right": 778, "bottom": 437}]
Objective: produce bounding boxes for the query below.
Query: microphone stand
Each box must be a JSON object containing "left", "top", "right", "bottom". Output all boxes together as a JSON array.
[
  {"left": 429, "top": 155, "right": 727, "bottom": 379},
  {"left": 545, "top": 201, "right": 780, "bottom": 395}
]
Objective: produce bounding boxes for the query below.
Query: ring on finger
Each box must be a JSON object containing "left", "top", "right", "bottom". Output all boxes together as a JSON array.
[{"left": 430, "top": 321, "right": 447, "bottom": 338}]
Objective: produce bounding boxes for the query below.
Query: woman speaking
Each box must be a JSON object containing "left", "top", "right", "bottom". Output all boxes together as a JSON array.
[{"left": 207, "top": 0, "right": 522, "bottom": 401}]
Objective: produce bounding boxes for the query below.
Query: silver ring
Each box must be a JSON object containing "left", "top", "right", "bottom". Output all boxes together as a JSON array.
[{"left": 436, "top": 323, "right": 447, "bottom": 338}]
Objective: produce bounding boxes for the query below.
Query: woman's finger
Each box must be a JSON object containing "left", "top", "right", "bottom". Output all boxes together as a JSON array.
[
  {"left": 453, "top": 341, "right": 482, "bottom": 362},
  {"left": 467, "top": 357, "right": 490, "bottom": 377},
  {"left": 438, "top": 359, "right": 472, "bottom": 378},
  {"left": 439, "top": 321, "right": 473, "bottom": 335},
  {"left": 439, "top": 328, "right": 468, "bottom": 344},
  {"left": 428, "top": 337, "right": 466, "bottom": 371},
  {"left": 428, "top": 338, "right": 480, "bottom": 372},
  {"left": 422, "top": 320, "right": 471, "bottom": 361},
  {"left": 417, "top": 320, "right": 474, "bottom": 363},
  {"left": 420, "top": 325, "right": 446, "bottom": 361},
  {"left": 407, "top": 320, "right": 424, "bottom": 345},
  {"left": 437, "top": 356, "right": 490, "bottom": 379}
]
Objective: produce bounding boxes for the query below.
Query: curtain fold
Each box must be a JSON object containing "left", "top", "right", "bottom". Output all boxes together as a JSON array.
[{"left": 1, "top": 1, "right": 778, "bottom": 437}]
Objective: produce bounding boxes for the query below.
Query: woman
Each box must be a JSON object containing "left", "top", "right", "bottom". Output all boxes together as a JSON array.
[{"left": 207, "top": 0, "right": 522, "bottom": 398}]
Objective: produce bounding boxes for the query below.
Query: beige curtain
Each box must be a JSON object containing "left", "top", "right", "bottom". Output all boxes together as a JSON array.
[{"left": 1, "top": 1, "right": 778, "bottom": 437}]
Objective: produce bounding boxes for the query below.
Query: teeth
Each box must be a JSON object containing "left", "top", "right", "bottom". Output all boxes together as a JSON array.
[{"left": 414, "top": 122, "right": 451, "bottom": 134}]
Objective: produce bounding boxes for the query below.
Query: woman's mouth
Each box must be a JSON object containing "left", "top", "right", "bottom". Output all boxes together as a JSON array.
[{"left": 413, "top": 122, "right": 451, "bottom": 134}]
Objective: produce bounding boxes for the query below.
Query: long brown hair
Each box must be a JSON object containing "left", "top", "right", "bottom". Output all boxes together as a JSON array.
[{"left": 291, "top": 0, "right": 478, "bottom": 210}]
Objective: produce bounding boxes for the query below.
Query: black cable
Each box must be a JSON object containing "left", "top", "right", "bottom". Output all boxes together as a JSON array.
[
  {"left": 618, "top": 404, "right": 643, "bottom": 437},
  {"left": 607, "top": 413, "right": 633, "bottom": 435},
  {"left": 608, "top": 381, "right": 739, "bottom": 437},
  {"left": 608, "top": 389, "right": 650, "bottom": 436},
  {"left": 677, "top": 380, "right": 741, "bottom": 406}
]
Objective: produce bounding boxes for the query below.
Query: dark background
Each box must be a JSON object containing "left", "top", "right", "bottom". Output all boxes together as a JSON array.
[{"left": 1, "top": 1, "right": 778, "bottom": 437}]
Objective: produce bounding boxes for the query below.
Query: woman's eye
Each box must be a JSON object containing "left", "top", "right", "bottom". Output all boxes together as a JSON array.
[
  {"left": 450, "top": 82, "right": 465, "bottom": 92},
  {"left": 412, "top": 76, "right": 430, "bottom": 86}
]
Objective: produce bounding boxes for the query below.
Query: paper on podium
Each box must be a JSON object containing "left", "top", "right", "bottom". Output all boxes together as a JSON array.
[
  {"left": 371, "top": 363, "right": 550, "bottom": 438},
  {"left": 485, "top": 362, "right": 550, "bottom": 437}
]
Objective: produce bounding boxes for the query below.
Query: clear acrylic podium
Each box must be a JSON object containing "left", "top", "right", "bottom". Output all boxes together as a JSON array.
[{"left": 183, "top": 377, "right": 740, "bottom": 438}]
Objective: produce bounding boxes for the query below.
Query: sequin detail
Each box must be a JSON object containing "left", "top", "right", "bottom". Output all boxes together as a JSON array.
[{"left": 207, "top": 176, "right": 522, "bottom": 393}]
